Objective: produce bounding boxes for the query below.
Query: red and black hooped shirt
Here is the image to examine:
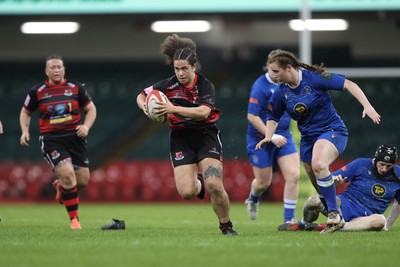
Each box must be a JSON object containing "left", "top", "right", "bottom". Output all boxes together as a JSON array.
[
  {"left": 23, "top": 79, "right": 92, "bottom": 136},
  {"left": 143, "top": 73, "right": 221, "bottom": 131}
]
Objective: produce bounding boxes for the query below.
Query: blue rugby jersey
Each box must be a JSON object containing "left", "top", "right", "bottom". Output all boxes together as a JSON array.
[
  {"left": 247, "top": 73, "right": 292, "bottom": 138},
  {"left": 267, "top": 70, "right": 348, "bottom": 137},
  {"left": 333, "top": 158, "right": 400, "bottom": 215}
]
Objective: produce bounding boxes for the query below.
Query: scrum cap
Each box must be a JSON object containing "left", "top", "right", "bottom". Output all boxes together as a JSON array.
[{"left": 374, "top": 144, "right": 398, "bottom": 164}]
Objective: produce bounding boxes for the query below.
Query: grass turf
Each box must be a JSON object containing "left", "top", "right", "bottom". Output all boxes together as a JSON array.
[{"left": 0, "top": 202, "right": 399, "bottom": 267}]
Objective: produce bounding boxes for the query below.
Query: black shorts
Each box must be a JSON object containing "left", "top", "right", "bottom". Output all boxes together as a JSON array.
[
  {"left": 39, "top": 134, "right": 89, "bottom": 170},
  {"left": 170, "top": 126, "right": 222, "bottom": 168}
]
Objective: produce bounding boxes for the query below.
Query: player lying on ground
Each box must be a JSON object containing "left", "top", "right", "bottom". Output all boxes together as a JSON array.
[{"left": 280, "top": 143, "right": 400, "bottom": 232}]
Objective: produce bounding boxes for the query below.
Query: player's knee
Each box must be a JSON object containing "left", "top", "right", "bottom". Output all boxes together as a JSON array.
[
  {"left": 311, "top": 160, "right": 328, "bottom": 175},
  {"left": 76, "top": 178, "right": 89, "bottom": 189},
  {"left": 177, "top": 187, "right": 196, "bottom": 200},
  {"left": 370, "top": 214, "right": 386, "bottom": 230},
  {"left": 256, "top": 178, "right": 272, "bottom": 190},
  {"left": 205, "top": 179, "right": 224, "bottom": 196},
  {"left": 58, "top": 172, "right": 77, "bottom": 188},
  {"left": 75, "top": 168, "right": 90, "bottom": 189},
  {"left": 285, "top": 170, "right": 300, "bottom": 184}
]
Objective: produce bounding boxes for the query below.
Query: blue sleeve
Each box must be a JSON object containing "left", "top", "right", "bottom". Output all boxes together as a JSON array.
[
  {"left": 266, "top": 86, "right": 285, "bottom": 122},
  {"left": 332, "top": 159, "right": 360, "bottom": 183},
  {"left": 247, "top": 81, "right": 270, "bottom": 117},
  {"left": 314, "top": 72, "right": 346, "bottom": 92}
]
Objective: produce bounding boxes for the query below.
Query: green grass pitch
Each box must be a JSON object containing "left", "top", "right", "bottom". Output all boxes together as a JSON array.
[{"left": 0, "top": 202, "right": 399, "bottom": 267}]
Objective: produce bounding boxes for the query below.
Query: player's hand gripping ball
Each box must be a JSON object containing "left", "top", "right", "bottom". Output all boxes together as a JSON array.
[{"left": 145, "top": 90, "right": 168, "bottom": 124}]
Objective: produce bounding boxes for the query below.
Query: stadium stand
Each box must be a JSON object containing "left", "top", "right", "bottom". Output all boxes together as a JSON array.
[{"left": 0, "top": 58, "right": 399, "bottom": 202}]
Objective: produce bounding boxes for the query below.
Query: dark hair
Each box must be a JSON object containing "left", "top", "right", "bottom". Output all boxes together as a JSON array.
[
  {"left": 268, "top": 49, "right": 325, "bottom": 73},
  {"left": 160, "top": 34, "right": 201, "bottom": 71},
  {"left": 45, "top": 54, "right": 63, "bottom": 66}
]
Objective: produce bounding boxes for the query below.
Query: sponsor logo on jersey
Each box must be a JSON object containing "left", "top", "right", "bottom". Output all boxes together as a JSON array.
[
  {"left": 42, "top": 93, "right": 52, "bottom": 99},
  {"left": 169, "top": 83, "right": 180, "bottom": 89},
  {"left": 303, "top": 86, "right": 312, "bottom": 94},
  {"left": 372, "top": 183, "right": 386, "bottom": 197},
  {"left": 64, "top": 89, "right": 73, "bottom": 96},
  {"left": 320, "top": 72, "right": 333, "bottom": 80},
  {"left": 50, "top": 115, "right": 72, "bottom": 124},
  {"left": 294, "top": 103, "right": 308, "bottom": 115}
]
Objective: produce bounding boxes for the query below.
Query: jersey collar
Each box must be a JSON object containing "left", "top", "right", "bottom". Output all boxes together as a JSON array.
[{"left": 286, "top": 69, "right": 302, "bottom": 89}]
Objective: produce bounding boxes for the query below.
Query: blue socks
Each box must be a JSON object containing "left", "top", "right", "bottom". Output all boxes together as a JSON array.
[
  {"left": 283, "top": 199, "right": 297, "bottom": 222},
  {"left": 249, "top": 192, "right": 260, "bottom": 203},
  {"left": 316, "top": 174, "right": 338, "bottom": 212}
]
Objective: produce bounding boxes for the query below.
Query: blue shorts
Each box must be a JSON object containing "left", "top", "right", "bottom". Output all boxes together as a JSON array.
[
  {"left": 246, "top": 135, "right": 297, "bottom": 168},
  {"left": 300, "top": 131, "right": 348, "bottom": 163},
  {"left": 339, "top": 195, "right": 371, "bottom": 222}
]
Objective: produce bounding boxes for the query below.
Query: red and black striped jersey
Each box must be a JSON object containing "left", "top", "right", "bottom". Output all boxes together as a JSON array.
[
  {"left": 144, "top": 73, "right": 221, "bottom": 131},
  {"left": 23, "top": 79, "right": 92, "bottom": 135}
]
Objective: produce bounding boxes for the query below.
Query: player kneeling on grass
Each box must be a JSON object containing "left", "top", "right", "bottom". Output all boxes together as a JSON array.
[{"left": 280, "top": 144, "right": 400, "bottom": 233}]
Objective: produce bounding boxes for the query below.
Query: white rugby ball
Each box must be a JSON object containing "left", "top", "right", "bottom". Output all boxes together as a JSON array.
[{"left": 146, "top": 90, "right": 168, "bottom": 124}]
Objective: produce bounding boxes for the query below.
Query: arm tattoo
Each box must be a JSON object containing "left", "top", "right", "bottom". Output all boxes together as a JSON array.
[{"left": 204, "top": 166, "right": 222, "bottom": 180}]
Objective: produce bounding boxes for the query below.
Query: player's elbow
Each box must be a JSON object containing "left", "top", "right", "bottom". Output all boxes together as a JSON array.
[
  {"left": 197, "top": 113, "right": 210, "bottom": 120},
  {"left": 196, "top": 106, "right": 211, "bottom": 120}
]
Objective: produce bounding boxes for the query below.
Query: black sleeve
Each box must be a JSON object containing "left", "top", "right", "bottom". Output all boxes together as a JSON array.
[
  {"left": 198, "top": 78, "right": 216, "bottom": 109},
  {"left": 77, "top": 82, "right": 92, "bottom": 107},
  {"left": 152, "top": 77, "right": 174, "bottom": 94},
  {"left": 23, "top": 87, "right": 39, "bottom": 113}
]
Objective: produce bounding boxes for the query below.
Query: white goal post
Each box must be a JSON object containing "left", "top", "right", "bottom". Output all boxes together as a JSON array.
[{"left": 326, "top": 68, "right": 400, "bottom": 78}]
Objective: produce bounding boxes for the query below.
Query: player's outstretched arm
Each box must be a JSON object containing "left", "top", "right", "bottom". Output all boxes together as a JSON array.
[{"left": 343, "top": 79, "right": 381, "bottom": 124}]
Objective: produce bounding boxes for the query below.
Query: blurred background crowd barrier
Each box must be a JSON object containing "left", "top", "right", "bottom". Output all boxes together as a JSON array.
[
  {"left": 0, "top": 159, "right": 348, "bottom": 203},
  {"left": 0, "top": 60, "right": 398, "bottom": 202}
]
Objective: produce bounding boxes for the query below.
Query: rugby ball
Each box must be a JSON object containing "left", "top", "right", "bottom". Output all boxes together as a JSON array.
[{"left": 146, "top": 90, "right": 168, "bottom": 124}]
